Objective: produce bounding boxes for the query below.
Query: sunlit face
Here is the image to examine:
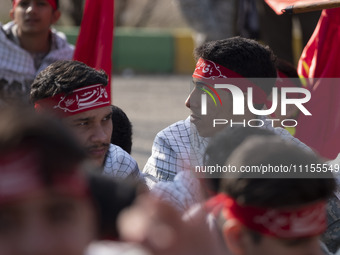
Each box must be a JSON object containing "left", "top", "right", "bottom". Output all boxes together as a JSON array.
[
  {"left": 10, "top": 0, "right": 60, "bottom": 36},
  {"left": 0, "top": 190, "right": 96, "bottom": 255},
  {"left": 242, "top": 231, "right": 323, "bottom": 255},
  {"left": 185, "top": 78, "right": 239, "bottom": 137},
  {"left": 63, "top": 106, "right": 113, "bottom": 167}
]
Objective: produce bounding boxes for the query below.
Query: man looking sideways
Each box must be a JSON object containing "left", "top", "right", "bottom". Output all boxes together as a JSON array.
[
  {"left": 0, "top": 108, "right": 96, "bottom": 255},
  {"left": 30, "top": 60, "right": 141, "bottom": 180}
]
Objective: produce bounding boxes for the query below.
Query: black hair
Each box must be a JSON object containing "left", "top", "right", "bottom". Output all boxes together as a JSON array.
[
  {"left": 86, "top": 172, "right": 138, "bottom": 240},
  {"left": 111, "top": 105, "right": 133, "bottom": 154},
  {"left": 218, "top": 136, "right": 335, "bottom": 243},
  {"left": 276, "top": 58, "right": 302, "bottom": 88},
  {"left": 220, "top": 136, "right": 335, "bottom": 208},
  {"left": 194, "top": 37, "right": 277, "bottom": 79},
  {"left": 30, "top": 60, "right": 108, "bottom": 103},
  {"left": 194, "top": 37, "right": 277, "bottom": 110}
]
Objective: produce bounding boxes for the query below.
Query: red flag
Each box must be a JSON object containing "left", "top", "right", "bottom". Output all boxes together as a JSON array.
[
  {"left": 73, "top": 0, "right": 114, "bottom": 102},
  {"left": 264, "top": 0, "right": 340, "bottom": 15},
  {"left": 295, "top": 8, "right": 340, "bottom": 159}
]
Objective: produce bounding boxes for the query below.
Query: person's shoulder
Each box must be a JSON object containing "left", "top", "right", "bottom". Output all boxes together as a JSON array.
[
  {"left": 108, "top": 143, "right": 136, "bottom": 161},
  {"left": 157, "top": 117, "right": 191, "bottom": 139}
]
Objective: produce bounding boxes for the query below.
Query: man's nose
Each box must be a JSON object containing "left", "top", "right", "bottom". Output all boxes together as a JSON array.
[{"left": 90, "top": 124, "right": 109, "bottom": 143}]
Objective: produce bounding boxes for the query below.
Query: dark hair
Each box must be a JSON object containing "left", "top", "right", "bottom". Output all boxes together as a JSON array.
[
  {"left": 86, "top": 172, "right": 137, "bottom": 240},
  {"left": 0, "top": 107, "right": 86, "bottom": 185},
  {"left": 219, "top": 136, "right": 335, "bottom": 243},
  {"left": 111, "top": 105, "right": 133, "bottom": 154},
  {"left": 220, "top": 136, "right": 335, "bottom": 208},
  {"left": 30, "top": 60, "right": 108, "bottom": 103},
  {"left": 194, "top": 37, "right": 277, "bottom": 79},
  {"left": 275, "top": 58, "right": 302, "bottom": 88},
  {"left": 203, "top": 127, "right": 276, "bottom": 194},
  {"left": 276, "top": 59, "right": 299, "bottom": 78},
  {"left": 194, "top": 37, "right": 277, "bottom": 110}
]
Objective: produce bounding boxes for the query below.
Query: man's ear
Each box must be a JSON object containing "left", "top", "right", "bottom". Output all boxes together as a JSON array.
[
  {"left": 222, "top": 219, "right": 247, "bottom": 255},
  {"left": 51, "top": 10, "right": 61, "bottom": 24}
]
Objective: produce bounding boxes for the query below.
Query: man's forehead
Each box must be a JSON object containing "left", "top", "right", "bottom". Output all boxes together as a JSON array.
[
  {"left": 65, "top": 106, "right": 112, "bottom": 121},
  {"left": 192, "top": 78, "right": 211, "bottom": 87}
]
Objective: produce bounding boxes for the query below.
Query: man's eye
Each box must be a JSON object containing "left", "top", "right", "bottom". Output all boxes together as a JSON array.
[
  {"left": 103, "top": 114, "right": 112, "bottom": 121},
  {"left": 75, "top": 122, "right": 88, "bottom": 127}
]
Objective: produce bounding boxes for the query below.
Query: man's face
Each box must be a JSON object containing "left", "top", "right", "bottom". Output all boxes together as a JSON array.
[
  {"left": 242, "top": 231, "right": 323, "bottom": 255},
  {"left": 10, "top": 0, "right": 60, "bottom": 35},
  {"left": 63, "top": 106, "right": 113, "bottom": 167},
  {"left": 185, "top": 78, "right": 235, "bottom": 137},
  {"left": 0, "top": 190, "right": 96, "bottom": 255}
]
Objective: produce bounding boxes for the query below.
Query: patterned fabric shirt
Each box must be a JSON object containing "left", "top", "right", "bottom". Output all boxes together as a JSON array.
[
  {"left": 103, "top": 144, "right": 142, "bottom": 180},
  {"left": 143, "top": 116, "right": 311, "bottom": 187},
  {"left": 143, "top": 117, "right": 209, "bottom": 188},
  {"left": 143, "top": 116, "right": 312, "bottom": 211},
  {"left": 0, "top": 22, "right": 74, "bottom": 103}
]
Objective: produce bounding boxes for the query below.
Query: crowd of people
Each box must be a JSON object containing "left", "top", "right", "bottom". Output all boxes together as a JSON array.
[{"left": 1, "top": 0, "right": 340, "bottom": 255}]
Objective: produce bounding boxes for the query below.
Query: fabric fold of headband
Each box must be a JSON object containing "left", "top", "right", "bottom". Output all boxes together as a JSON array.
[
  {"left": 13, "top": 0, "right": 58, "bottom": 10},
  {"left": 34, "top": 84, "right": 110, "bottom": 118},
  {"left": 206, "top": 193, "right": 326, "bottom": 239},
  {"left": 192, "top": 58, "right": 268, "bottom": 105}
]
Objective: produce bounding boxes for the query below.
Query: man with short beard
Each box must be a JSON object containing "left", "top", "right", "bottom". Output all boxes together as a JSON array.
[{"left": 30, "top": 60, "right": 141, "bottom": 180}]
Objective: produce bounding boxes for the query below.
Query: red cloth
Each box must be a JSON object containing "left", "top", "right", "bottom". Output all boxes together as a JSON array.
[
  {"left": 73, "top": 0, "right": 114, "bottom": 102},
  {"left": 295, "top": 8, "right": 340, "bottom": 159},
  {"left": 205, "top": 193, "right": 327, "bottom": 239},
  {"left": 264, "top": 0, "right": 326, "bottom": 15}
]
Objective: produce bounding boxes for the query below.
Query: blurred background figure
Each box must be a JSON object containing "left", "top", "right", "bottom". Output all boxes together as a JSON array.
[
  {"left": 175, "top": 0, "right": 236, "bottom": 47},
  {"left": 0, "top": 107, "right": 96, "bottom": 255},
  {"left": 0, "top": 0, "right": 74, "bottom": 104},
  {"left": 111, "top": 105, "right": 133, "bottom": 154}
]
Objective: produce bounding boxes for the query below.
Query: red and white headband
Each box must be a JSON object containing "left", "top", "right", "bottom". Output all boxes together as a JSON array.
[
  {"left": 13, "top": 0, "right": 58, "bottom": 10},
  {"left": 206, "top": 193, "right": 326, "bottom": 239},
  {"left": 0, "top": 145, "right": 88, "bottom": 204},
  {"left": 193, "top": 58, "right": 268, "bottom": 104},
  {"left": 34, "top": 84, "right": 110, "bottom": 118}
]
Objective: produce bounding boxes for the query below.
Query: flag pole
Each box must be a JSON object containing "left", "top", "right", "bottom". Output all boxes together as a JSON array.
[{"left": 283, "top": 0, "right": 340, "bottom": 14}]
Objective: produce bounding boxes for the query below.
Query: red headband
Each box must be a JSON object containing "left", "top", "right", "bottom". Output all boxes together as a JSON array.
[
  {"left": 13, "top": 0, "right": 57, "bottom": 10},
  {"left": 193, "top": 58, "right": 268, "bottom": 104},
  {"left": 0, "top": 145, "right": 88, "bottom": 204},
  {"left": 206, "top": 194, "right": 326, "bottom": 239},
  {"left": 34, "top": 84, "right": 110, "bottom": 118}
]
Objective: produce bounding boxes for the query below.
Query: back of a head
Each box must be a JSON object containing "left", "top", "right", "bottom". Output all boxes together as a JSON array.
[
  {"left": 194, "top": 37, "right": 277, "bottom": 79},
  {"left": 220, "top": 136, "right": 335, "bottom": 208},
  {"left": 203, "top": 127, "right": 276, "bottom": 193},
  {"left": 87, "top": 172, "right": 138, "bottom": 240},
  {"left": 30, "top": 60, "right": 108, "bottom": 103},
  {"left": 0, "top": 107, "right": 86, "bottom": 183},
  {"left": 111, "top": 105, "right": 133, "bottom": 154}
]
